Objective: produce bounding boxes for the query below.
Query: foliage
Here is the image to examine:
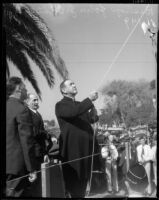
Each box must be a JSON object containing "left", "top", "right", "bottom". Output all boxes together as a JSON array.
[
  {"left": 150, "top": 79, "right": 155, "bottom": 90},
  {"left": 99, "top": 80, "right": 156, "bottom": 128},
  {"left": 44, "top": 119, "right": 55, "bottom": 127},
  {"left": 44, "top": 119, "right": 60, "bottom": 138},
  {"left": 3, "top": 3, "right": 68, "bottom": 99}
]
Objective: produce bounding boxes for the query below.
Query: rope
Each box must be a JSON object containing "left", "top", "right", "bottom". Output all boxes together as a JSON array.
[
  {"left": 6, "top": 151, "right": 100, "bottom": 184},
  {"left": 6, "top": 140, "right": 150, "bottom": 185},
  {"left": 86, "top": 123, "right": 97, "bottom": 196},
  {"left": 92, "top": 5, "right": 150, "bottom": 183},
  {"left": 6, "top": 141, "right": 127, "bottom": 184},
  {"left": 95, "top": 4, "right": 150, "bottom": 91}
]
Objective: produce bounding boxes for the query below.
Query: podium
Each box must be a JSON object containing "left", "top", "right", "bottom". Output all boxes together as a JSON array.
[{"left": 41, "top": 160, "right": 65, "bottom": 197}]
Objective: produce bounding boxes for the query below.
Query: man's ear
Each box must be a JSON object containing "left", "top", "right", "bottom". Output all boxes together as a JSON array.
[
  {"left": 23, "top": 99, "right": 26, "bottom": 104},
  {"left": 62, "top": 88, "right": 67, "bottom": 95},
  {"left": 24, "top": 99, "right": 28, "bottom": 105}
]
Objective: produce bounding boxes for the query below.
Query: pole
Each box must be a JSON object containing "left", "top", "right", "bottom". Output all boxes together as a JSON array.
[
  {"left": 125, "top": 142, "right": 129, "bottom": 173},
  {"left": 156, "top": 4, "right": 158, "bottom": 105},
  {"left": 146, "top": 124, "right": 150, "bottom": 145}
]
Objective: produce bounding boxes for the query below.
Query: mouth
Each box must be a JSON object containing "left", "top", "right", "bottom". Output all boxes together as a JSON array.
[{"left": 72, "top": 88, "right": 77, "bottom": 92}]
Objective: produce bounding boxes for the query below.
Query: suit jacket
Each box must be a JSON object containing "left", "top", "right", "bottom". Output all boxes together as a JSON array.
[
  {"left": 118, "top": 144, "right": 137, "bottom": 175},
  {"left": 28, "top": 109, "right": 50, "bottom": 159},
  {"left": 55, "top": 96, "right": 99, "bottom": 180},
  {"left": 6, "top": 97, "right": 38, "bottom": 175}
]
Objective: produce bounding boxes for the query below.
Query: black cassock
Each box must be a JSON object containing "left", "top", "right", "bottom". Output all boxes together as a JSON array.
[{"left": 55, "top": 96, "right": 100, "bottom": 197}]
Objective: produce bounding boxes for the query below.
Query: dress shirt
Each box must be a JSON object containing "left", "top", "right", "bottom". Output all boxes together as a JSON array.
[
  {"left": 151, "top": 145, "right": 157, "bottom": 162},
  {"left": 109, "top": 144, "right": 118, "bottom": 160},
  {"left": 29, "top": 108, "right": 37, "bottom": 114},
  {"left": 136, "top": 144, "right": 152, "bottom": 163}
]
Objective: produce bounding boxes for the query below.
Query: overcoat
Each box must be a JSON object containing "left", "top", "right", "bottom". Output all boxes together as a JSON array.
[
  {"left": 6, "top": 97, "right": 37, "bottom": 175},
  {"left": 55, "top": 96, "right": 99, "bottom": 180},
  {"left": 27, "top": 109, "right": 51, "bottom": 197},
  {"left": 28, "top": 110, "right": 49, "bottom": 160}
]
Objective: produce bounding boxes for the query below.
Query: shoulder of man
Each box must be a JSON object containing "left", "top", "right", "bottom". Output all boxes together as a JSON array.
[
  {"left": 145, "top": 144, "right": 151, "bottom": 149},
  {"left": 136, "top": 144, "right": 141, "bottom": 150},
  {"left": 16, "top": 102, "right": 33, "bottom": 121},
  {"left": 8, "top": 98, "right": 28, "bottom": 112},
  {"left": 55, "top": 97, "right": 69, "bottom": 106},
  {"left": 36, "top": 110, "right": 42, "bottom": 116},
  {"left": 36, "top": 111, "right": 44, "bottom": 122},
  {"left": 56, "top": 98, "right": 64, "bottom": 104},
  {"left": 55, "top": 101, "right": 61, "bottom": 109}
]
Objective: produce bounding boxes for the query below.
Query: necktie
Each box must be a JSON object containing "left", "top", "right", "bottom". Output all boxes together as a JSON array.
[
  {"left": 141, "top": 145, "right": 145, "bottom": 159},
  {"left": 35, "top": 111, "right": 40, "bottom": 118}
]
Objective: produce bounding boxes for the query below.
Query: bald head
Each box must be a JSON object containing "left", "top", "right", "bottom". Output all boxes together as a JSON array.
[
  {"left": 60, "top": 79, "right": 78, "bottom": 97},
  {"left": 26, "top": 93, "right": 39, "bottom": 111}
]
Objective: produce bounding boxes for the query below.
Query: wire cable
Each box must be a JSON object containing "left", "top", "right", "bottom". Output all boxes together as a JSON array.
[{"left": 95, "top": 4, "right": 150, "bottom": 92}]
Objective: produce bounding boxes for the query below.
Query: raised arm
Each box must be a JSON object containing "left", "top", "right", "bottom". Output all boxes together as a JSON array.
[
  {"left": 87, "top": 106, "right": 99, "bottom": 123},
  {"left": 55, "top": 98, "right": 94, "bottom": 118}
]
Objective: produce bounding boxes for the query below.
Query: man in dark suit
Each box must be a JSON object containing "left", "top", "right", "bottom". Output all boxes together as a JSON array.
[
  {"left": 26, "top": 93, "right": 52, "bottom": 197},
  {"left": 6, "top": 77, "right": 38, "bottom": 197},
  {"left": 55, "top": 79, "right": 100, "bottom": 198}
]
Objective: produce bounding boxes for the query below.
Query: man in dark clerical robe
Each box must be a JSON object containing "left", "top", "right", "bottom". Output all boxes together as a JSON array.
[{"left": 55, "top": 79, "right": 100, "bottom": 198}]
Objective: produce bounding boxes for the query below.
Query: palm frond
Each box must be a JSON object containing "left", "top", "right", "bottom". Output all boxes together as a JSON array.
[
  {"left": 4, "top": 4, "right": 68, "bottom": 78},
  {"left": 4, "top": 4, "right": 50, "bottom": 53},
  {"left": 7, "top": 31, "right": 55, "bottom": 87},
  {"left": 22, "top": 4, "right": 69, "bottom": 79},
  {"left": 4, "top": 3, "right": 69, "bottom": 97},
  {"left": 25, "top": 50, "right": 55, "bottom": 87},
  {"left": 7, "top": 44, "right": 41, "bottom": 99},
  {"left": 48, "top": 42, "right": 69, "bottom": 79}
]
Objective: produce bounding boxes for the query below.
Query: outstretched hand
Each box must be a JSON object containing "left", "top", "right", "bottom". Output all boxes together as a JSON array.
[{"left": 89, "top": 91, "right": 98, "bottom": 101}]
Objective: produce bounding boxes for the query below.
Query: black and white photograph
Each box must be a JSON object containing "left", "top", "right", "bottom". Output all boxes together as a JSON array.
[{"left": 4, "top": 3, "right": 158, "bottom": 198}]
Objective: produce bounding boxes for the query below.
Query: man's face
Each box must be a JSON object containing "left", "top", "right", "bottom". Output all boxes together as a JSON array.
[
  {"left": 18, "top": 83, "right": 27, "bottom": 101},
  {"left": 108, "top": 135, "right": 114, "bottom": 142},
  {"left": 140, "top": 138, "right": 145, "bottom": 145},
  {"left": 63, "top": 80, "right": 78, "bottom": 95},
  {"left": 27, "top": 95, "right": 39, "bottom": 110}
]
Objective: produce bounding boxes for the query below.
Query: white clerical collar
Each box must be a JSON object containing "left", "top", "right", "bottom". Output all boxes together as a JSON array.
[{"left": 29, "top": 107, "right": 37, "bottom": 114}]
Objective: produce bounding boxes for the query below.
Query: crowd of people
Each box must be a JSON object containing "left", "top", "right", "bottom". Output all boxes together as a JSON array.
[
  {"left": 100, "top": 128, "right": 157, "bottom": 197},
  {"left": 5, "top": 76, "right": 157, "bottom": 198}
]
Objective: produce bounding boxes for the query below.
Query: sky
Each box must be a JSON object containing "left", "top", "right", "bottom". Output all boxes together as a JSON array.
[{"left": 9, "top": 4, "right": 158, "bottom": 123}]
